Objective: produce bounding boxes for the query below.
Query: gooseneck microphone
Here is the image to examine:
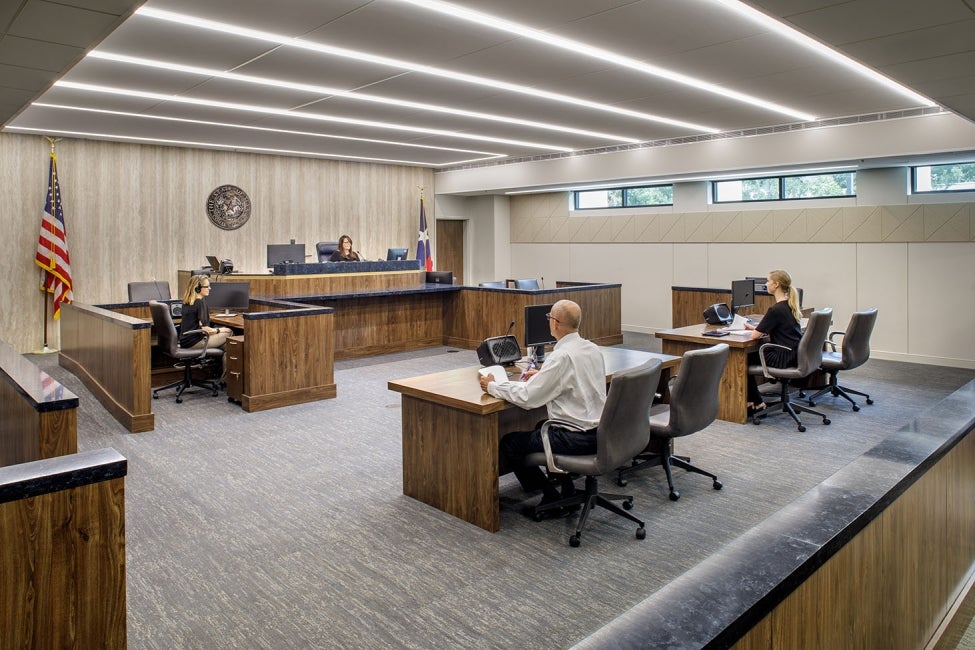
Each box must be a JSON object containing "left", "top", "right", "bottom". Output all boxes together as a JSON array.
[
  {"left": 504, "top": 320, "right": 515, "bottom": 337},
  {"left": 540, "top": 276, "right": 545, "bottom": 290}
]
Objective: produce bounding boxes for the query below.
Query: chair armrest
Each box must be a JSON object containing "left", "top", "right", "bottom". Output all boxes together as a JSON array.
[
  {"left": 178, "top": 328, "right": 211, "bottom": 359},
  {"left": 757, "top": 342, "right": 791, "bottom": 378},
  {"left": 539, "top": 419, "right": 582, "bottom": 475},
  {"left": 825, "top": 330, "right": 846, "bottom": 351}
]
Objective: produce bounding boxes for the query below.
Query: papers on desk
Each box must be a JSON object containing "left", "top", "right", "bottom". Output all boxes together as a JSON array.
[
  {"left": 719, "top": 314, "right": 753, "bottom": 335},
  {"left": 478, "top": 365, "right": 509, "bottom": 384}
]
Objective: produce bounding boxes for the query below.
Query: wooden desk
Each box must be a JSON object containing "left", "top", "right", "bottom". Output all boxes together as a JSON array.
[
  {"left": 387, "top": 348, "right": 680, "bottom": 532},
  {"left": 655, "top": 324, "right": 759, "bottom": 424}
]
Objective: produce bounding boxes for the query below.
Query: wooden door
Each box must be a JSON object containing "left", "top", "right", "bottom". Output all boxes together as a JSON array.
[{"left": 436, "top": 219, "right": 465, "bottom": 285}]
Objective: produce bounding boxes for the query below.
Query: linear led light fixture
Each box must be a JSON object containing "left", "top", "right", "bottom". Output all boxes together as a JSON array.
[
  {"left": 54, "top": 80, "right": 574, "bottom": 152},
  {"left": 397, "top": 0, "right": 816, "bottom": 122},
  {"left": 30, "top": 102, "right": 506, "bottom": 159},
  {"left": 504, "top": 165, "right": 859, "bottom": 195},
  {"left": 88, "top": 51, "right": 642, "bottom": 144},
  {"left": 6, "top": 124, "right": 491, "bottom": 166},
  {"left": 711, "top": 0, "right": 935, "bottom": 107},
  {"left": 134, "top": 6, "right": 720, "bottom": 134}
]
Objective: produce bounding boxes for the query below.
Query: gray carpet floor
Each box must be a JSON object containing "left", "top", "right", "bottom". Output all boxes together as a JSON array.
[{"left": 27, "top": 335, "right": 975, "bottom": 649}]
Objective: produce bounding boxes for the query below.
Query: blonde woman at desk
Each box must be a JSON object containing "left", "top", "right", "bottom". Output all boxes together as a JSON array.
[
  {"left": 329, "top": 234, "right": 361, "bottom": 262},
  {"left": 743, "top": 269, "right": 802, "bottom": 415},
  {"left": 179, "top": 275, "right": 232, "bottom": 352}
]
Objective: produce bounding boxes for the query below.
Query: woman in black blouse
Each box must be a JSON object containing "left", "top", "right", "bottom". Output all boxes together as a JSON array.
[
  {"left": 329, "top": 235, "right": 361, "bottom": 262},
  {"left": 743, "top": 269, "right": 803, "bottom": 414}
]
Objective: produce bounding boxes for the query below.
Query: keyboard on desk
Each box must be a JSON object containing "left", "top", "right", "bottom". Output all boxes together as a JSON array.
[{"left": 702, "top": 330, "right": 729, "bottom": 337}]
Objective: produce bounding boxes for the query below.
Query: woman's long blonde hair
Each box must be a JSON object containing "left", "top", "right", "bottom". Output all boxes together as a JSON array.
[
  {"left": 182, "top": 274, "right": 208, "bottom": 306},
  {"left": 769, "top": 269, "right": 802, "bottom": 321}
]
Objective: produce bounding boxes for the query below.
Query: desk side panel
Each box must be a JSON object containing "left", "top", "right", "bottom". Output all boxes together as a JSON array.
[
  {"left": 204, "top": 270, "right": 424, "bottom": 298},
  {"left": 328, "top": 293, "right": 444, "bottom": 359}
]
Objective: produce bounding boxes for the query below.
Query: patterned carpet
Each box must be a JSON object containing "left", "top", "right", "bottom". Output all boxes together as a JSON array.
[{"left": 26, "top": 337, "right": 975, "bottom": 649}]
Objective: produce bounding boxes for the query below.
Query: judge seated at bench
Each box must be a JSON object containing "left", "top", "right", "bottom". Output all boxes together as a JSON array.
[{"left": 329, "top": 234, "right": 361, "bottom": 262}]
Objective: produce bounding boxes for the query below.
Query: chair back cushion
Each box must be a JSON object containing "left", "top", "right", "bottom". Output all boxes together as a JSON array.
[
  {"left": 592, "top": 358, "right": 662, "bottom": 474},
  {"left": 796, "top": 308, "right": 832, "bottom": 375},
  {"left": 664, "top": 343, "right": 729, "bottom": 438},
  {"left": 148, "top": 300, "right": 180, "bottom": 357},
  {"left": 841, "top": 308, "right": 878, "bottom": 369},
  {"left": 128, "top": 281, "right": 171, "bottom": 302},
  {"left": 316, "top": 241, "right": 338, "bottom": 262}
]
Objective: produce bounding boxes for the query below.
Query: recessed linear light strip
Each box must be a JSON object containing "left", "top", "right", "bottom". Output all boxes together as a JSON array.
[
  {"left": 88, "top": 51, "right": 642, "bottom": 144},
  {"left": 5, "top": 125, "right": 490, "bottom": 166},
  {"left": 135, "top": 6, "right": 720, "bottom": 134},
  {"left": 504, "top": 165, "right": 859, "bottom": 194},
  {"left": 711, "top": 0, "right": 935, "bottom": 108},
  {"left": 54, "top": 80, "right": 573, "bottom": 152},
  {"left": 397, "top": 0, "right": 816, "bottom": 122},
  {"left": 32, "top": 102, "right": 505, "bottom": 158}
]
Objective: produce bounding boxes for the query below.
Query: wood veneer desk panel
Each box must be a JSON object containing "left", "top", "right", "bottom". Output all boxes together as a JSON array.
[
  {"left": 443, "top": 283, "right": 623, "bottom": 351},
  {"left": 388, "top": 347, "right": 680, "bottom": 532},
  {"left": 59, "top": 302, "right": 154, "bottom": 433},
  {"left": 672, "top": 286, "right": 776, "bottom": 328},
  {"left": 0, "top": 339, "right": 79, "bottom": 467},
  {"left": 178, "top": 268, "right": 424, "bottom": 298},
  {"left": 656, "top": 324, "right": 759, "bottom": 425}
]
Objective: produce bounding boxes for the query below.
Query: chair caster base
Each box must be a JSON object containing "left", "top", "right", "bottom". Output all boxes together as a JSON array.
[
  {"left": 569, "top": 534, "right": 581, "bottom": 547},
  {"left": 636, "top": 527, "right": 646, "bottom": 540},
  {"left": 669, "top": 491, "right": 680, "bottom": 502},
  {"left": 713, "top": 480, "right": 723, "bottom": 490}
]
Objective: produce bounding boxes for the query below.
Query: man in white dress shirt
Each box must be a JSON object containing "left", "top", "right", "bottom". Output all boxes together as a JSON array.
[{"left": 479, "top": 299, "right": 606, "bottom": 517}]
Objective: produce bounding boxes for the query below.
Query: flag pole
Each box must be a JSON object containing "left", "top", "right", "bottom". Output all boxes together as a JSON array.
[{"left": 35, "top": 136, "right": 62, "bottom": 354}]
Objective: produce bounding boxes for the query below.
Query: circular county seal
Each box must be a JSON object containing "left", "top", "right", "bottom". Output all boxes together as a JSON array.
[{"left": 206, "top": 185, "right": 251, "bottom": 231}]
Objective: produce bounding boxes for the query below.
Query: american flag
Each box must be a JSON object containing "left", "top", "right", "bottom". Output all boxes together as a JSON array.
[
  {"left": 35, "top": 152, "right": 73, "bottom": 319},
  {"left": 416, "top": 197, "right": 433, "bottom": 272}
]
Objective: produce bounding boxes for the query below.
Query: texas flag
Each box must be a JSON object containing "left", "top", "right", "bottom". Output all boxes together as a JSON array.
[{"left": 416, "top": 198, "right": 433, "bottom": 271}]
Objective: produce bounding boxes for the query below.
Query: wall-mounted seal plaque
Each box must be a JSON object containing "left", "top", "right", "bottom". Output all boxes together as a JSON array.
[{"left": 206, "top": 185, "right": 251, "bottom": 230}]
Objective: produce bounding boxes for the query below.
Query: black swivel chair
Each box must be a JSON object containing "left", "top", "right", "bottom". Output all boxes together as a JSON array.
[
  {"left": 805, "top": 308, "right": 878, "bottom": 411},
  {"left": 525, "top": 358, "right": 663, "bottom": 547},
  {"left": 316, "top": 241, "right": 338, "bottom": 262},
  {"left": 128, "top": 281, "right": 171, "bottom": 302},
  {"left": 617, "top": 343, "right": 728, "bottom": 501},
  {"left": 148, "top": 301, "right": 223, "bottom": 403},
  {"left": 748, "top": 308, "right": 833, "bottom": 432}
]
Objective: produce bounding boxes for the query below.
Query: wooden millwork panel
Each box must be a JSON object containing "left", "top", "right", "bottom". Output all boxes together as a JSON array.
[
  {"left": 180, "top": 269, "right": 424, "bottom": 298},
  {"left": 672, "top": 288, "right": 776, "bottom": 328},
  {"left": 225, "top": 335, "right": 245, "bottom": 403},
  {"left": 329, "top": 293, "right": 445, "bottom": 359}
]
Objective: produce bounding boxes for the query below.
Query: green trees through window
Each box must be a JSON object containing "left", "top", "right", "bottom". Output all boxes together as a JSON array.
[
  {"left": 913, "top": 162, "right": 975, "bottom": 192},
  {"left": 713, "top": 172, "right": 856, "bottom": 203},
  {"left": 574, "top": 184, "right": 673, "bottom": 210}
]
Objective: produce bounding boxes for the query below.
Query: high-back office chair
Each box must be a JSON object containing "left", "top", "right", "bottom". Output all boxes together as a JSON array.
[
  {"left": 514, "top": 278, "right": 540, "bottom": 290},
  {"left": 148, "top": 301, "right": 223, "bottom": 403},
  {"left": 316, "top": 241, "right": 338, "bottom": 262},
  {"left": 748, "top": 308, "right": 833, "bottom": 432},
  {"left": 805, "top": 308, "right": 878, "bottom": 411},
  {"left": 478, "top": 281, "right": 506, "bottom": 288},
  {"left": 525, "top": 358, "right": 662, "bottom": 547},
  {"left": 128, "top": 281, "right": 171, "bottom": 302},
  {"left": 617, "top": 343, "right": 728, "bottom": 501}
]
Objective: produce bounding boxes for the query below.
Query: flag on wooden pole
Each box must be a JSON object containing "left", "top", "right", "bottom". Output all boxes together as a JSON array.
[
  {"left": 35, "top": 150, "right": 73, "bottom": 319},
  {"left": 416, "top": 197, "right": 433, "bottom": 271}
]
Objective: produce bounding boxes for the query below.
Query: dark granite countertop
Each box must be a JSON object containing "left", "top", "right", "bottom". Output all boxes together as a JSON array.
[
  {"left": 574, "top": 378, "right": 975, "bottom": 649},
  {"left": 286, "top": 283, "right": 462, "bottom": 302},
  {"left": 0, "top": 447, "right": 127, "bottom": 503},
  {"left": 472, "top": 283, "right": 621, "bottom": 294},
  {"left": 0, "top": 339, "right": 79, "bottom": 412},
  {"left": 271, "top": 260, "right": 421, "bottom": 275}
]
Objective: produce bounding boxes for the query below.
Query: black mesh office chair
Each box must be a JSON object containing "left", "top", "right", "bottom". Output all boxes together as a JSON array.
[
  {"left": 748, "top": 308, "right": 833, "bottom": 432},
  {"left": 617, "top": 343, "right": 728, "bottom": 501},
  {"left": 805, "top": 308, "right": 878, "bottom": 411},
  {"left": 316, "top": 241, "right": 338, "bottom": 262},
  {"left": 524, "top": 358, "right": 662, "bottom": 547},
  {"left": 148, "top": 301, "right": 223, "bottom": 403}
]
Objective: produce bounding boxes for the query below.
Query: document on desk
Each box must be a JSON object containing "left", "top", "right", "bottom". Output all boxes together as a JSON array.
[
  {"left": 720, "top": 314, "right": 752, "bottom": 335},
  {"left": 478, "top": 365, "right": 509, "bottom": 384}
]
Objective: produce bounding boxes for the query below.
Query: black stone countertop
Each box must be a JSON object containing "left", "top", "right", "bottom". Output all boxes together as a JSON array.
[
  {"left": 0, "top": 447, "right": 127, "bottom": 504},
  {"left": 287, "top": 283, "right": 462, "bottom": 302},
  {"left": 271, "top": 260, "right": 421, "bottom": 275},
  {"left": 574, "top": 378, "right": 975, "bottom": 649},
  {"left": 0, "top": 339, "right": 79, "bottom": 412}
]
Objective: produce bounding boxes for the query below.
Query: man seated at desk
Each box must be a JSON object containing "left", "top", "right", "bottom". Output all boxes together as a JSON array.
[{"left": 478, "top": 299, "right": 606, "bottom": 519}]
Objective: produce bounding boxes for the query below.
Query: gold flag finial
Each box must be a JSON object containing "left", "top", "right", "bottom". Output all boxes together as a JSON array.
[
  {"left": 44, "top": 136, "right": 62, "bottom": 155},
  {"left": 417, "top": 185, "right": 425, "bottom": 200}
]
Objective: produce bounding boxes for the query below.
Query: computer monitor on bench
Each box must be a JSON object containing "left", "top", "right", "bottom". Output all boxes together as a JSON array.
[
  {"left": 524, "top": 303, "right": 556, "bottom": 363},
  {"left": 207, "top": 282, "right": 250, "bottom": 317},
  {"left": 731, "top": 278, "right": 755, "bottom": 315},
  {"left": 387, "top": 247, "right": 408, "bottom": 261}
]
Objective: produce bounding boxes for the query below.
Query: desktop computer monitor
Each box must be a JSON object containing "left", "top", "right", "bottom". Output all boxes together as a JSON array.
[
  {"left": 267, "top": 243, "right": 305, "bottom": 268},
  {"left": 387, "top": 247, "right": 408, "bottom": 261},
  {"left": 524, "top": 303, "right": 556, "bottom": 362},
  {"left": 425, "top": 271, "right": 453, "bottom": 284},
  {"left": 208, "top": 281, "right": 250, "bottom": 317},
  {"left": 731, "top": 278, "right": 755, "bottom": 314}
]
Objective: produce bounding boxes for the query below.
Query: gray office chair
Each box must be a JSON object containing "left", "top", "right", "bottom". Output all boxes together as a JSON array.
[
  {"left": 514, "top": 278, "right": 540, "bottom": 290},
  {"left": 128, "top": 281, "right": 171, "bottom": 302},
  {"left": 804, "top": 308, "right": 878, "bottom": 411},
  {"left": 525, "top": 358, "right": 662, "bottom": 547},
  {"left": 748, "top": 308, "right": 833, "bottom": 432},
  {"left": 316, "top": 241, "right": 338, "bottom": 262},
  {"left": 478, "top": 281, "right": 506, "bottom": 288},
  {"left": 148, "top": 301, "right": 223, "bottom": 403},
  {"left": 617, "top": 343, "right": 728, "bottom": 501}
]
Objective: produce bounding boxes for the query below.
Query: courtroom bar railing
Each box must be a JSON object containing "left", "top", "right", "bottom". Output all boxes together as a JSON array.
[
  {"left": 1, "top": 447, "right": 128, "bottom": 648},
  {"left": 574, "top": 378, "right": 975, "bottom": 649}
]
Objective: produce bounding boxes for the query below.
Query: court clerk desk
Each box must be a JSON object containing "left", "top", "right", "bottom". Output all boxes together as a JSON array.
[{"left": 388, "top": 347, "right": 680, "bottom": 532}]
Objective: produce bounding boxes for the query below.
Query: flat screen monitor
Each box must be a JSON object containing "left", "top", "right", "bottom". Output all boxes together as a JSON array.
[
  {"left": 524, "top": 303, "right": 556, "bottom": 362},
  {"left": 731, "top": 278, "right": 755, "bottom": 314},
  {"left": 426, "top": 271, "right": 453, "bottom": 285},
  {"left": 267, "top": 243, "right": 305, "bottom": 268},
  {"left": 207, "top": 281, "right": 250, "bottom": 317},
  {"left": 387, "top": 247, "right": 408, "bottom": 261}
]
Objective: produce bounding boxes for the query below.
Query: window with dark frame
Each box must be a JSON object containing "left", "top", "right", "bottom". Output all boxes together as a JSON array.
[
  {"left": 912, "top": 162, "right": 975, "bottom": 193},
  {"left": 712, "top": 172, "right": 856, "bottom": 203},
  {"left": 573, "top": 184, "right": 673, "bottom": 210}
]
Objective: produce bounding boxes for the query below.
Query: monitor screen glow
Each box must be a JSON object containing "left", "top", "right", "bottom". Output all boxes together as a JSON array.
[{"left": 207, "top": 281, "right": 250, "bottom": 317}]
